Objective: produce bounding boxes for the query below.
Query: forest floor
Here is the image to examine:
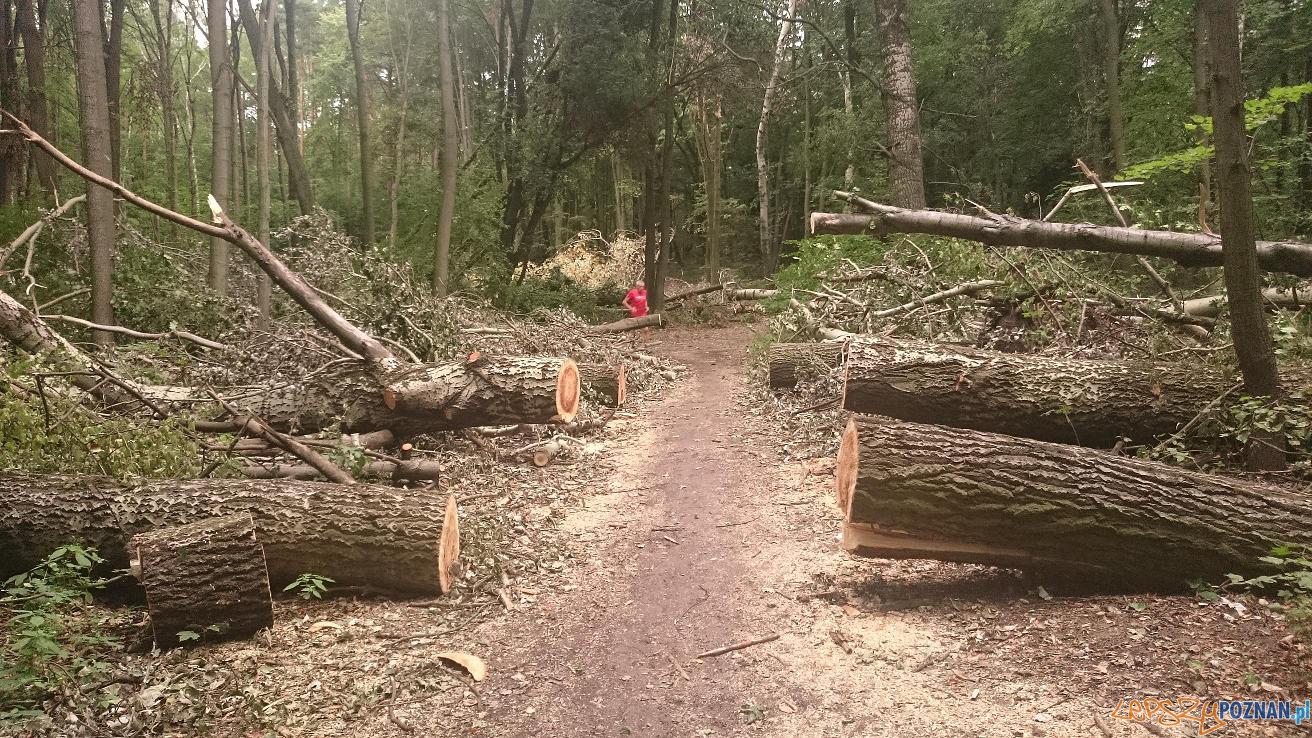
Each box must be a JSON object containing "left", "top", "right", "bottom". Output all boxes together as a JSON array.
[{"left": 98, "top": 323, "right": 1309, "bottom": 737}]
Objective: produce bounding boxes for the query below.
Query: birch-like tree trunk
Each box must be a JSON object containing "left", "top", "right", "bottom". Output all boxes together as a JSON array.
[
  {"left": 433, "top": 0, "right": 458, "bottom": 296},
  {"left": 255, "top": 0, "right": 275, "bottom": 329},
  {"left": 756, "top": 0, "right": 800, "bottom": 272}
]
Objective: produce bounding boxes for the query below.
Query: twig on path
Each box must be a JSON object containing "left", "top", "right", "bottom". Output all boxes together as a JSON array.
[
  {"left": 387, "top": 678, "right": 415, "bottom": 732},
  {"left": 695, "top": 633, "right": 780, "bottom": 659},
  {"left": 715, "top": 517, "right": 759, "bottom": 528}
]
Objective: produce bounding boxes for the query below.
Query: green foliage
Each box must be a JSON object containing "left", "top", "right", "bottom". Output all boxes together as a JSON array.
[
  {"left": 1146, "top": 389, "right": 1312, "bottom": 475},
  {"left": 1, "top": 546, "right": 120, "bottom": 723},
  {"left": 0, "top": 360, "right": 204, "bottom": 480},
  {"left": 282, "top": 573, "right": 334, "bottom": 601},
  {"left": 1221, "top": 545, "right": 1312, "bottom": 639},
  {"left": 496, "top": 275, "right": 615, "bottom": 323}
]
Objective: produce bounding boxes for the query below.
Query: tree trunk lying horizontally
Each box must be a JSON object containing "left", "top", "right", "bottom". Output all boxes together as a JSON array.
[
  {"left": 840, "top": 336, "right": 1308, "bottom": 447},
  {"left": 132, "top": 513, "right": 274, "bottom": 648},
  {"left": 811, "top": 194, "right": 1312, "bottom": 277},
  {"left": 835, "top": 416, "right": 1312, "bottom": 589},
  {"left": 578, "top": 363, "right": 626, "bottom": 406},
  {"left": 726, "top": 288, "right": 778, "bottom": 300},
  {"left": 767, "top": 341, "right": 848, "bottom": 389},
  {"left": 592, "top": 313, "right": 665, "bottom": 333},
  {"left": 238, "top": 459, "right": 441, "bottom": 482},
  {"left": 1182, "top": 284, "right": 1312, "bottom": 317},
  {"left": 0, "top": 474, "right": 449, "bottom": 594}
]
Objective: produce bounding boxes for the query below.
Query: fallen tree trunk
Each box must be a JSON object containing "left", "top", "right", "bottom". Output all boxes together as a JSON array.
[
  {"left": 578, "top": 363, "right": 626, "bottom": 406},
  {"left": 592, "top": 313, "right": 665, "bottom": 333},
  {"left": 767, "top": 341, "right": 848, "bottom": 389},
  {"left": 0, "top": 474, "right": 449, "bottom": 594},
  {"left": 132, "top": 513, "right": 274, "bottom": 648},
  {"left": 1183, "top": 284, "right": 1312, "bottom": 318},
  {"left": 665, "top": 284, "right": 725, "bottom": 303},
  {"left": 383, "top": 355, "right": 579, "bottom": 428},
  {"left": 238, "top": 459, "right": 441, "bottom": 482},
  {"left": 840, "top": 336, "right": 1309, "bottom": 447},
  {"left": 532, "top": 439, "right": 565, "bottom": 467},
  {"left": 812, "top": 193, "right": 1312, "bottom": 277},
  {"left": 726, "top": 288, "right": 778, "bottom": 300},
  {"left": 835, "top": 416, "right": 1312, "bottom": 589}
]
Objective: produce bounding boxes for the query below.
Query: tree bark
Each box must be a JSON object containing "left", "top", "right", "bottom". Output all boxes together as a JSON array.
[
  {"left": 767, "top": 341, "right": 847, "bottom": 389},
  {"left": 0, "top": 0, "right": 21, "bottom": 204},
  {"left": 812, "top": 201, "right": 1312, "bottom": 277},
  {"left": 839, "top": 336, "right": 1309, "bottom": 447},
  {"left": 874, "top": 0, "right": 926, "bottom": 207},
  {"left": 238, "top": 459, "right": 441, "bottom": 482},
  {"left": 433, "top": 0, "right": 457, "bottom": 295},
  {"left": 1098, "top": 0, "right": 1126, "bottom": 173},
  {"left": 14, "top": 0, "right": 54, "bottom": 196},
  {"left": 835, "top": 416, "right": 1312, "bottom": 589},
  {"left": 71, "top": 0, "right": 116, "bottom": 345},
  {"left": 1183, "top": 284, "right": 1312, "bottom": 317},
  {"left": 755, "top": 0, "right": 799, "bottom": 272},
  {"left": 345, "top": 0, "right": 375, "bottom": 243},
  {"left": 207, "top": 0, "right": 235, "bottom": 292},
  {"left": 132, "top": 513, "right": 274, "bottom": 648},
  {"left": 726, "top": 288, "right": 778, "bottom": 300},
  {"left": 255, "top": 0, "right": 275, "bottom": 330},
  {"left": 1, "top": 474, "right": 448, "bottom": 594},
  {"left": 1204, "top": 0, "right": 1286, "bottom": 471},
  {"left": 592, "top": 313, "right": 665, "bottom": 333},
  {"left": 578, "top": 362, "right": 626, "bottom": 407},
  {"left": 104, "top": 0, "right": 125, "bottom": 183}
]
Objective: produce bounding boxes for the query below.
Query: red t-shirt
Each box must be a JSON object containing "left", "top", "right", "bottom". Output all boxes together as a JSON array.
[{"left": 625, "top": 288, "right": 648, "bottom": 317}]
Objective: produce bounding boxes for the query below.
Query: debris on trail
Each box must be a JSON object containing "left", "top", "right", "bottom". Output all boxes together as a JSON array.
[{"left": 694, "top": 633, "right": 781, "bottom": 659}]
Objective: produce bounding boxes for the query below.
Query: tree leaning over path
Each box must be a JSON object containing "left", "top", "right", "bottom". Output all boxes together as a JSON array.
[{"left": 1203, "top": 0, "right": 1286, "bottom": 472}]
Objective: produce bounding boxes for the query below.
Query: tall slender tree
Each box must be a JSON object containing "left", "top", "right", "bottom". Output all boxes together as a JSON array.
[
  {"left": 207, "top": 0, "right": 234, "bottom": 292},
  {"left": 255, "top": 0, "right": 275, "bottom": 328},
  {"left": 875, "top": 0, "right": 926, "bottom": 208},
  {"left": 756, "top": 0, "right": 799, "bottom": 272},
  {"left": 70, "top": 0, "right": 116, "bottom": 344},
  {"left": 345, "top": 0, "right": 375, "bottom": 243},
  {"left": 15, "top": 0, "right": 54, "bottom": 197},
  {"left": 1204, "top": 0, "right": 1286, "bottom": 471},
  {"left": 1098, "top": 0, "right": 1125, "bottom": 173},
  {"left": 433, "top": 0, "right": 457, "bottom": 295}
]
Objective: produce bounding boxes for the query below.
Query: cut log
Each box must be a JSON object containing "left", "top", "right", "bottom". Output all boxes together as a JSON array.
[
  {"left": 578, "top": 363, "right": 626, "bottom": 406},
  {"left": 132, "top": 513, "right": 274, "bottom": 648},
  {"left": 767, "top": 341, "right": 848, "bottom": 389},
  {"left": 835, "top": 415, "right": 1312, "bottom": 589},
  {"left": 840, "top": 336, "right": 1309, "bottom": 447},
  {"left": 532, "top": 440, "right": 565, "bottom": 467},
  {"left": 383, "top": 356, "right": 579, "bottom": 427},
  {"left": 812, "top": 193, "right": 1312, "bottom": 277},
  {"left": 438, "top": 494, "right": 459, "bottom": 594},
  {"left": 1183, "top": 284, "right": 1312, "bottom": 318},
  {"left": 0, "top": 474, "right": 448, "bottom": 594},
  {"left": 238, "top": 459, "right": 441, "bottom": 482},
  {"left": 592, "top": 313, "right": 665, "bottom": 333},
  {"left": 665, "top": 283, "right": 725, "bottom": 303},
  {"left": 726, "top": 288, "right": 778, "bottom": 300}
]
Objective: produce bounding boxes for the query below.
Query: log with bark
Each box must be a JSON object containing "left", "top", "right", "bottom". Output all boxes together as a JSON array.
[
  {"left": 1182, "top": 284, "right": 1312, "bottom": 318},
  {"left": 238, "top": 459, "right": 441, "bottom": 482},
  {"left": 664, "top": 283, "right": 725, "bottom": 303},
  {"left": 592, "top": 313, "right": 665, "bottom": 333},
  {"left": 132, "top": 513, "right": 274, "bottom": 648},
  {"left": 767, "top": 341, "right": 848, "bottom": 389},
  {"left": 578, "top": 362, "right": 626, "bottom": 406},
  {"left": 840, "top": 336, "right": 1309, "bottom": 447},
  {"left": 835, "top": 415, "right": 1312, "bottom": 589},
  {"left": 811, "top": 192, "right": 1312, "bottom": 277},
  {"left": 532, "top": 439, "right": 566, "bottom": 467},
  {"left": 726, "top": 288, "right": 778, "bottom": 300},
  {"left": 0, "top": 474, "right": 450, "bottom": 594}
]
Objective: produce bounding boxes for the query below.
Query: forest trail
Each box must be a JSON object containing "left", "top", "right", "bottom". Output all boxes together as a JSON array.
[{"left": 474, "top": 324, "right": 1111, "bottom": 738}]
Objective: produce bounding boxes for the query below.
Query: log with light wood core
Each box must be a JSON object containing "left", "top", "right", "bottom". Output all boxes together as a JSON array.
[
  {"left": 578, "top": 363, "right": 626, "bottom": 406},
  {"left": 835, "top": 415, "right": 1312, "bottom": 588},
  {"left": 383, "top": 355, "right": 580, "bottom": 428},
  {"left": 592, "top": 314, "right": 665, "bottom": 333},
  {"left": 0, "top": 474, "right": 449, "bottom": 594},
  {"left": 767, "top": 341, "right": 848, "bottom": 389},
  {"left": 132, "top": 513, "right": 274, "bottom": 648},
  {"left": 840, "top": 336, "right": 1310, "bottom": 447}
]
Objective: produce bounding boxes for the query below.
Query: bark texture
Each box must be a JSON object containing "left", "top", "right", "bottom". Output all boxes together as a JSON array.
[
  {"left": 206, "top": 0, "right": 234, "bottom": 292},
  {"left": 1183, "top": 285, "right": 1312, "bottom": 318},
  {"left": 592, "top": 314, "right": 665, "bottom": 333},
  {"left": 0, "top": 474, "right": 446, "bottom": 594},
  {"left": 874, "top": 0, "right": 926, "bottom": 208},
  {"left": 836, "top": 416, "right": 1312, "bottom": 588},
  {"left": 70, "top": 0, "right": 116, "bottom": 344},
  {"left": 579, "top": 363, "right": 626, "bottom": 406},
  {"left": 767, "top": 341, "right": 847, "bottom": 389},
  {"left": 433, "top": 0, "right": 457, "bottom": 295},
  {"left": 812, "top": 203, "right": 1312, "bottom": 277},
  {"left": 840, "top": 336, "right": 1308, "bottom": 447},
  {"left": 345, "top": 0, "right": 375, "bottom": 243},
  {"left": 133, "top": 513, "right": 274, "bottom": 648},
  {"left": 383, "top": 356, "right": 580, "bottom": 428}
]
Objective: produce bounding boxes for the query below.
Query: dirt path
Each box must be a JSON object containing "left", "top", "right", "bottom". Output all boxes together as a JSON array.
[{"left": 469, "top": 324, "right": 1303, "bottom": 738}]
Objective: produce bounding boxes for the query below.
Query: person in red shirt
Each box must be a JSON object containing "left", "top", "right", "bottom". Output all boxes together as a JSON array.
[{"left": 621, "top": 280, "right": 652, "bottom": 342}]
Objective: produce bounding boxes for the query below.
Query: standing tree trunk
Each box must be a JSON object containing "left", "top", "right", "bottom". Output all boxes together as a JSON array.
[
  {"left": 1192, "top": 8, "right": 1212, "bottom": 216},
  {"left": 146, "top": 0, "right": 179, "bottom": 233},
  {"left": 691, "top": 91, "right": 723, "bottom": 277},
  {"left": 15, "top": 0, "right": 55, "bottom": 196},
  {"left": 652, "top": 0, "right": 678, "bottom": 312},
  {"left": 71, "top": 0, "right": 116, "bottom": 345},
  {"left": 1099, "top": 0, "right": 1126, "bottom": 173},
  {"left": 385, "top": 0, "right": 412, "bottom": 251},
  {"left": 841, "top": 0, "right": 857, "bottom": 191},
  {"left": 1204, "top": 0, "right": 1286, "bottom": 471},
  {"left": 0, "top": 0, "right": 21, "bottom": 203},
  {"left": 345, "top": 0, "right": 375, "bottom": 244},
  {"left": 255, "top": 0, "right": 275, "bottom": 330},
  {"left": 433, "top": 0, "right": 457, "bottom": 296},
  {"left": 207, "top": 0, "right": 234, "bottom": 293},
  {"left": 283, "top": 0, "right": 300, "bottom": 153},
  {"left": 874, "top": 0, "right": 926, "bottom": 208},
  {"left": 756, "top": 0, "right": 799, "bottom": 272},
  {"left": 103, "top": 0, "right": 125, "bottom": 183}
]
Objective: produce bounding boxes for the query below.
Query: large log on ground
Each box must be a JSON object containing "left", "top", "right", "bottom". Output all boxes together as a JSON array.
[
  {"left": 767, "top": 341, "right": 847, "bottom": 389},
  {"left": 592, "top": 313, "right": 665, "bottom": 333},
  {"left": 726, "top": 288, "right": 778, "bottom": 300},
  {"left": 578, "top": 363, "right": 626, "bottom": 406},
  {"left": 1182, "top": 284, "right": 1312, "bottom": 318},
  {"left": 132, "top": 513, "right": 274, "bottom": 648},
  {"left": 835, "top": 416, "right": 1312, "bottom": 589},
  {"left": 0, "top": 474, "right": 447, "bottom": 594},
  {"left": 811, "top": 193, "right": 1312, "bottom": 277},
  {"left": 840, "top": 336, "right": 1310, "bottom": 447},
  {"left": 238, "top": 459, "right": 442, "bottom": 482}
]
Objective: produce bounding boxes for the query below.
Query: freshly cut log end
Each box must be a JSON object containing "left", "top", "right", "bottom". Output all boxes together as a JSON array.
[
  {"left": 438, "top": 494, "right": 460, "bottom": 595},
  {"left": 579, "top": 363, "right": 626, "bottom": 406},
  {"left": 592, "top": 313, "right": 665, "bottom": 333},
  {"left": 767, "top": 341, "right": 847, "bottom": 389},
  {"left": 556, "top": 359, "right": 580, "bottom": 422},
  {"left": 839, "top": 415, "right": 1312, "bottom": 589},
  {"left": 132, "top": 513, "right": 274, "bottom": 649},
  {"left": 532, "top": 440, "right": 565, "bottom": 467},
  {"left": 835, "top": 417, "right": 859, "bottom": 516}
]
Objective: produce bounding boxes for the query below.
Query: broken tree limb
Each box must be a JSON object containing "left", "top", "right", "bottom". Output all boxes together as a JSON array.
[
  {"left": 209, "top": 391, "right": 356, "bottom": 485},
  {"left": 238, "top": 459, "right": 441, "bottom": 482},
  {"left": 695, "top": 633, "right": 780, "bottom": 659},
  {"left": 438, "top": 494, "right": 460, "bottom": 594},
  {"left": 0, "top": 194, "right": 85, "bottom": 268},
  {"left": 0, "top": 473, "right": 449, "bottom": 594},
  {"left": 840, "top": 336, "right": 1309, "bottom": 447},
  {"left": 835, "top": 415, "right": 1312, "bottom": 589},
  {"left": 664, "top": 283, "right": 725, "bottom": 303},
  {"left": 870, "top": 280, "right": 1005, "bottom": 319},
  {"left": 812, "top": 193, "right": 1312, "bottom": 277},
  {"left": 44, "top": 314, "right": 228, "bottom": 350},
  {"left": 592, "top": 313, "right": 665, "bottom": 333},
  {"left": 726, "top": 288, "right": 778, "bottom": 300},
  {"left": 531, "top": 439, "right": 566, "bottom": 467},
  {"left": 1183, "top": 284, "right": 1312, "bottom": 318},
  {"left": 767, "top": 341, "right": 848, "bottom": 389},
  {"left": 578, "top": 362, "right": 626, "bottom": 406},
  {"left": 132, "top": 513, "right": 274, "bottom": 649}
]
